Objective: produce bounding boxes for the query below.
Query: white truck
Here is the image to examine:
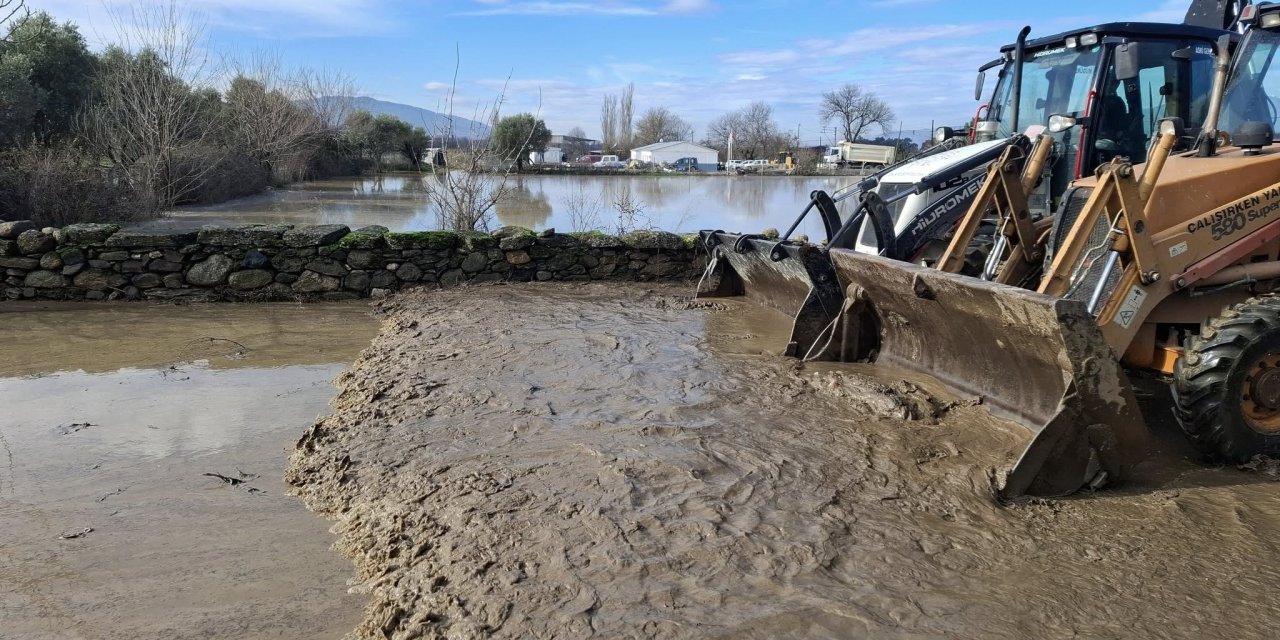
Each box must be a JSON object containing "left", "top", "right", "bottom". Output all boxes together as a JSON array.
[
  {"left": 821, "top": 142, "right": 896, "bottom": 170},
  {"left": 592, "top": 155, "right": 624, "bottom": 169}
]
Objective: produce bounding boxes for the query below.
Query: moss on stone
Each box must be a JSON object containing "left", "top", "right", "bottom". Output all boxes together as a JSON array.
[
  {"left": 457, "top": 231, "right": 498, "bottom": 251},
  {"left": 680, "top": 233, "right": 700, "bottom": 250},
  {"left": 385, "top": 231, "right": 459, "bottom": 250},
  {"left": 338, "top": 232, "right": 386, "bottom": 249},
  {"left": 492, "top": 225, "right": 537, "bottom": 240},
  {"left": 569, "top": 231, "right": 623, "bottom": 248},
  {"left": 620, "top": 230, "right": 683, "bottom": 250}
]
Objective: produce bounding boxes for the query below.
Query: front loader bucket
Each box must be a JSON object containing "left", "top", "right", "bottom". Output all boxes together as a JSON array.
[
  {"left": 828, "top": 249, "right": 1149, "bottom": 498},
  {"left": 697, "top": 231, "right": 844, "bottom": 358}
]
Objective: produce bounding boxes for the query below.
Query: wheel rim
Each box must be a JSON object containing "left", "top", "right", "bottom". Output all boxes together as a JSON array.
[{"left": 1243, "top": 354, "right": 1280, "bottom": 434}]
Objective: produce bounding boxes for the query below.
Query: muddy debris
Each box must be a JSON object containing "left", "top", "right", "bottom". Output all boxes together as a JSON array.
[
  {"left": 57, "top": 527, "right": 94, "bottom": 540},
  {"left": 55, "top": 421, "right": 96, "bottom": 435},
  {"left": 205, "top": 471, "right": 266, "bottom": 494},
  {"left": 289, "top": 282, "right": 1280, "bottom": 640}
]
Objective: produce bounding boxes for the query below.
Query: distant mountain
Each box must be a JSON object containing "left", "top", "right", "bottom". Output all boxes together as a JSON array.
[{"left": 335, "top": 96, "right": 491, "bottom": 139}]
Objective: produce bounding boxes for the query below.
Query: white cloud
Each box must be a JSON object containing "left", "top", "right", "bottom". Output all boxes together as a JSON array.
[
  {"left": 457, "top": 0, "right": 715, "bottom": 16},
  {"left": 662, "top": 0, "right": 715, "bottom": 13},
  {"left": 31, "top": 0, "right": 392, "bottom": 42},
  {"left": 717, "top": 49, "right": 801, "bottom": 66}
]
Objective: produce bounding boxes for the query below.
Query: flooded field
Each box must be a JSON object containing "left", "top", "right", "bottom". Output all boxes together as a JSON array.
[
  {"left": 140, "top": 174, "right": 847, "bottom": 239},
  {"left": 290, "top": 282, "right": 1280, "bottom": 640},
  {"left": 0, "top": 302, "right": 379, "bottom": 639}
]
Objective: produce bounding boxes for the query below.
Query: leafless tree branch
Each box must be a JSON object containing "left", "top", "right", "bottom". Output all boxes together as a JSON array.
[
  {"left": 820, "top": 83, "right": 895, "bottom": 143},
  {"left": 0, "top": 0, "right": 29, "bottom": 41}
]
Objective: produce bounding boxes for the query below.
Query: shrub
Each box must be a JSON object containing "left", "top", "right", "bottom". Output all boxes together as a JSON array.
[
  {"left": 0, "top": 146, "right": 147, "bottom": 226},
  {"left": 172, "top": 148, "right": 272, "bottom": 206}
]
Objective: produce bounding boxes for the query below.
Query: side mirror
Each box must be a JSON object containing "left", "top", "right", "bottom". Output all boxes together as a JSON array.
[
  {"left": 1048, "top": 114, "right": 1077, "bottom": 133},
  {"left": 1116, "top": 42, "right": 1140, "bottom": 81},
  {"left": 975, "top": 71, "right": 985, "bottom": 101}
]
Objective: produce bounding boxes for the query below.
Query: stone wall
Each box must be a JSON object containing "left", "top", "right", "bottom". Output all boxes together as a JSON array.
[{"left": 0, "top": 220, "right": 706, "bottom": 302}]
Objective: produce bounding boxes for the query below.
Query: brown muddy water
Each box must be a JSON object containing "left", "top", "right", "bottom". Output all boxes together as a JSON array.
[
  {"left": 0, "top": 302, "right": 379, "bottom": 639},
  {"left": 137, "top": 174, "right": 845, "bottom": 239},
  {"left": 289, "top": 283, "right": 1280, "bottom": 640}
]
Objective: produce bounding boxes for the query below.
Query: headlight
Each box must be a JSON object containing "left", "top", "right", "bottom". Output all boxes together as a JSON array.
[
  {"left": 1065, "top": 36, "right": 1078, "bottom": 48},
  {"left": 933, "top": 126, "right": 954, "bottom": 143},
  {"left": 1263, "top": 11, "right": 1280, "bottom": 28},
  {"left": 1079, "top": 33, "right": 1099, "bottom": 46}
]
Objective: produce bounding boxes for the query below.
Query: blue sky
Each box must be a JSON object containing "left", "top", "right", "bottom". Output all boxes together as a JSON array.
[{"left": 34, "top": 0, "right": 1189, "bottom": 144}]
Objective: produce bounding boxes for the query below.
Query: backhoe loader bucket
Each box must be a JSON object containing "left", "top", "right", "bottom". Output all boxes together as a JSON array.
[
  {"left": 697, "top": 231, "right": 843, "bottom": 358},
  {"left": 828, "top": 249, "right": 1149, "bottom": 498}
]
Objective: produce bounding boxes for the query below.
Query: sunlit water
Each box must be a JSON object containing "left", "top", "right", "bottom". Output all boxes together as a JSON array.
[{"left": 142, "top": 173, "right": 856, "bottom": 238}]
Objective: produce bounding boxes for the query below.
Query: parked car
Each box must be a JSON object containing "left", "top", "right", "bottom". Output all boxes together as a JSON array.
[
  {"left": 575, "top": 154, "right": 603, "bottom": 164},
  {"left": 731, "top": 159, "right": 771, "bottom": 174},
  {"left": 664, "top": 157, "right": 701, "bottom": 173},
  {"left": 592, "top": 155, "right": 624, "bottom": 169}
]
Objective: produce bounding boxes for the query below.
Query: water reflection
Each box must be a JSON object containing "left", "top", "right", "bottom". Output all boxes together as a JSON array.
[
  {"left": 155, "top": 174, "right": 854, "bottom": 238},
  {"left": 496, "top": 178, "right": 554, "bottom": 229}
]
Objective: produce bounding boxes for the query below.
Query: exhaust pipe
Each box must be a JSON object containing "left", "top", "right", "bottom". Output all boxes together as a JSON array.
[{"left": 1010, "top": 26, "right": 1032, "bottom": 135}]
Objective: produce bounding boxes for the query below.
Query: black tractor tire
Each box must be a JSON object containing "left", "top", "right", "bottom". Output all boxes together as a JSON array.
[{"left": 1173, "top": 296, "right": 1280, "bottom": 462}]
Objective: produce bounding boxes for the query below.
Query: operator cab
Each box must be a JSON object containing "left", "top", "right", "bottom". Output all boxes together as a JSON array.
[
  {"left": 1219, "top": 3, "right": 1280, "bottom": 147},
  {"left": 854, "top": 22, "right": 1233, "bottom": 257},
  {"left": 977, "top": 22, "right": 1232, "bottom": 202}
]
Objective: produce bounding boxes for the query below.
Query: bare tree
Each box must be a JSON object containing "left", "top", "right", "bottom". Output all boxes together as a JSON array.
[
  {"left": 703, "top": 101, "right": 788, "bottom": 159},
  {"left": 610, "top": 185, "right": 647, "bottom": 235},
  {"left": 563, "top": 125, "right": 590, "bottom": 159},
  {"left": 560, "top": 182, "right": 604, "bottom": 231},
  {"left": 703, "top": 110, "right": 742, "bottom": 152},
  {"left": 0, "top": 0, "right": 27, "bottom": 39},
  {"left": 619, "top": 82, "right": 634, "bottom": 153},
  {"left": 83, "top": 2, "right": 218, "bottom": 211},
  {"left": 820, "top": 84, "right": 895, "bottom": 142},
  {"left": 423, "top": 54, "right": 544, "bottom": 231},
  {"left": 220, "top": 52, "right": 333, "bottom": 182},
  {"left": 295, "top": 67, "right": 358, "bottom": 130},
  {"left": 633, "top": 107, "right": 693, "bottom": 147},
  {"left": 600, "top": 94, "right": 618, "bottom": 153}
]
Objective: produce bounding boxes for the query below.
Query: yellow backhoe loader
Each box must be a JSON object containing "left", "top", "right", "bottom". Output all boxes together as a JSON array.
[{"left": 826, "top": 3, "right": 1280, "bottom": 498}]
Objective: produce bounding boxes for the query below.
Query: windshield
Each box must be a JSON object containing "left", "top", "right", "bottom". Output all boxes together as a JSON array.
[
  {"left": 1220, "top": 29, "right": 1280, "bottom": 138},
  {"left": 1093, "top": 40, "right": 1216, "bottom": 164},
  {"left": 987, "top": 45, "right": 1103, "bottom": 136}
]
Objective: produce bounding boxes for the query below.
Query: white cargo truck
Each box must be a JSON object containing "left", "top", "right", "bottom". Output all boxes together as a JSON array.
[{"left": 821, "top": 142, "right": 896, "bottom": 170}]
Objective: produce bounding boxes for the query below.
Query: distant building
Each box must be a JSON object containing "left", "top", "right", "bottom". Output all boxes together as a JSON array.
[
  {"left": 630, "top": 141, "right": 719, "bottom": 170},
  {"left": 550, "top": 134, "right": 598, "bottom": 159},
  {"left": 529, "top": 147, "right": 564, "bottom": 164}
]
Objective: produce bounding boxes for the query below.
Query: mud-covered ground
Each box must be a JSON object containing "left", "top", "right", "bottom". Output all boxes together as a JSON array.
[{"left": 288, "top": 283, "right": 1280, "bottom": 640}]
